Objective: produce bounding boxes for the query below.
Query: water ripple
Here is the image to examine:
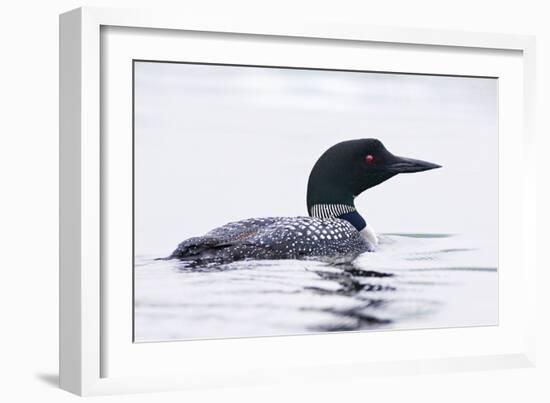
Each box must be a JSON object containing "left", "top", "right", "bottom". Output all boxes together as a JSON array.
[{"left": 134, "top": 233, "right": 497, "bottom": 341}]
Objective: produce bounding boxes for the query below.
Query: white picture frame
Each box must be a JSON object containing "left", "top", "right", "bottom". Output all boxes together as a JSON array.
[{"left": 59, "top": 6, "right": 538, "bottom": 396}]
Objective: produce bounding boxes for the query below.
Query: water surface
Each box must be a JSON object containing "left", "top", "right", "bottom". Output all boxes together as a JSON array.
[{"left": 134, "top": 233, "right": 497, "bottom": 342}]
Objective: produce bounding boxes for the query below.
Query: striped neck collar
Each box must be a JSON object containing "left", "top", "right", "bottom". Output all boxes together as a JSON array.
[
  {"left": 309, "top": 203, "right": 356, "bottom": 219},
  {"left": 309, "top": 204, "right": 367, "bottom": 232}
]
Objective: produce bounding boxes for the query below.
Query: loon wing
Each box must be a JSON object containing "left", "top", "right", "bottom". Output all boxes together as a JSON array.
[
  {"left": 169, "top": 218, "right": 280, "bottom": 261},
  {"left": 169, "top": 217, "right": 370, "bottom": 264}
]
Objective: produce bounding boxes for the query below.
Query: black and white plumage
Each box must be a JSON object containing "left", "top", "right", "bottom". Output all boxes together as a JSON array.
[
  {"left": 170, "top": 213, "right": 372, "bottom": 265},
  {"left": 309, "top": 204, "right": 356, "bottom": 219},
  {"left": 169, "top": 139, "right": 440, "bottom": 264}
]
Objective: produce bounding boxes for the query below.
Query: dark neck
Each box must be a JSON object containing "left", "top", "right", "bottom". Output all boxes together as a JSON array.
[
  {"left": 306, "top": 144, "right": 372, "bottom": 232},
  {"left": 306, "top": 182, "right": 356, "bottom": 209}
]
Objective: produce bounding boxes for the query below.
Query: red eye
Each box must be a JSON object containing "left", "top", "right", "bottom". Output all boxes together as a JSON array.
[{"left": 365, "top": 154, "right": 375, "bottom": 165}]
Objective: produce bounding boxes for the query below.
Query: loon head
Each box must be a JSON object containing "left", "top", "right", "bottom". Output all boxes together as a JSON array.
[{"left": 306, "top": 138, "right": 441, "bottom": 224}]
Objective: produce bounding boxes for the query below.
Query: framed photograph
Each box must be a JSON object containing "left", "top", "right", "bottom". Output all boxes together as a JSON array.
[{"left": 60, "top": 7, "right": 537, "bottom": 396}]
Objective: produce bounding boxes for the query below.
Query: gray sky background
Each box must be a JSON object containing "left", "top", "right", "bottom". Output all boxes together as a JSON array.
[{"left": 134, "top": 62, "right": 497, "bottom": 255}]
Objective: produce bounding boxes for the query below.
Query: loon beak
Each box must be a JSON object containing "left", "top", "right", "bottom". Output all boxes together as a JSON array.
[{"left": 387, "top": 156, "right": 441, "bottom": 173}]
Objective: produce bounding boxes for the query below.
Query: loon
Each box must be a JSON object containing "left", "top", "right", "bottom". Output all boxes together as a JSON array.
[{"left": 169, "top": 139, "right": 440, "bottom": 264}]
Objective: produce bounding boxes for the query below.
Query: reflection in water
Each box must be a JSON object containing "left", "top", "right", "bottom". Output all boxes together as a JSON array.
[
  {"left": 300, "top": 265, "right": 394, "bottom": 331},
  {"left": 134, "top": 234, "right": 497, "bottom": 342}
]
